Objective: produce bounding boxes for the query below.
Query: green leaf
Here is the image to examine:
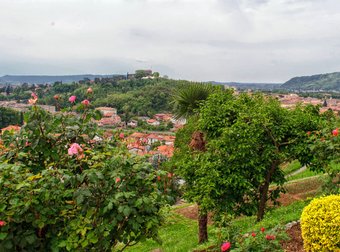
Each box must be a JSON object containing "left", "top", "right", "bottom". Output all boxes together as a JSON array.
[
  {"left": 0, "top": 232, "right": 8, "bottom": 240},
  {"left": 123, "top": 207, "right": 131, "bottom": 217},
  {"left": 25, "top": 234, "right": 36, "bottom": 244}
]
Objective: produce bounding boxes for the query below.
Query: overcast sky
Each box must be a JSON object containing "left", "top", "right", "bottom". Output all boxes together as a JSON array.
[{"left": 0, "top": 0, "right": 340, "bottom": 82}]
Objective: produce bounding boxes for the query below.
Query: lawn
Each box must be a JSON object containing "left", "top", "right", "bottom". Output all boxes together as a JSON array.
[
  {"left": 125, "top": 212, "right": 198, "bottom": 252},
  {"left": 286, "top": 169, "right": 320, "bottom": 181},
  {"left": 282, "top": 160, "right": 302, "bottom": 175},
  {"left": 125, "top": 200, "right": 311, "bottom": 252},
  {"left": 125, "top": 173, "right": 327, "bottom": 252}
]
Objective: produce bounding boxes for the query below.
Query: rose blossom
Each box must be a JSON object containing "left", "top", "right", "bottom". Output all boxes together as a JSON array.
[
  {"left": 81, "top": 99, "right": 90, "bottom": 106},
  {"left": 116, "top": 177, "right": 121, "bottom": 183},
  {"left": 221, "top": 242, "right": 231, "bottom": 251},
  {"left": 0, "top": 220, "right": 6, "bottom": 226},
  {"left": 68, "top": 143, "right": 83, "bottom": 156},
  {"left": 87, "top": 87, "right": 93, "bottom": 93},
  {"left": 31, "top": 92, "right": 38, "bottom": 99},
  {"left": 69, "top": 95, "right": 76, "bottom": 103}
]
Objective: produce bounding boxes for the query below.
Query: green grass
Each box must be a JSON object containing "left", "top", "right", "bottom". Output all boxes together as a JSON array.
[
  {"left": 287, "top": 169, "right": 320, "bottom": 181},
  {"left": 125, "top": 200, "right": 311, "bottom": 252},
  {"left": 229, "top": 200, "right": 310, "bottom": 233},
  {"left": 282, "top": 160, "right": 302, "bottom": 175},
  {"left": 125, "top": 213, "right": 199, "bottom": 252}
]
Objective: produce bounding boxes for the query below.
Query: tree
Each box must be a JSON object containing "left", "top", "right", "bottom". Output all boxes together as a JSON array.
[
  {"left": 173, "top": 91, "right": 324, "bottom": 244},
  {"left": 171, "top": 83, "right": 219, "bottom": 243},
  {"left": 135, "top": 70, "right": 151, "bottom": 79},
  {"left": 304, "top": 114, "right": 340, "bottom": 194},
  {"left": 0, "top": 107, "right": 23, "bottom": 128},
  {"left": 171, "top": 82, "right": 218, "bottom": 119},
  {"left": 5, "top": 85, "right": 12, "bottom": 96},
  {"left": 153, "top": 72, "right": 160, "bottom": 78}
]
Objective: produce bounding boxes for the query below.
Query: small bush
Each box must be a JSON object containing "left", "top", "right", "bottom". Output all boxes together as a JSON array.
[{"left": 300, "top": 195, "right": 340, "bottom": 251}]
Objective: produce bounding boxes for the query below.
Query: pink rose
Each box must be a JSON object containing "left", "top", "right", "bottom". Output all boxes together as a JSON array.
[
  {"left": 119, "top": 133, "right": 124, "bottom": 139},
  {"left": 81, "top": 99, "right": 90, "bottom": 106},
  {"left": 87, "top": 87, "right": 93, "bottom": 93},
  {"left": 116, "top": 177, "right": 121, "bottom": 183},
  {"left": 0, "top": 220, "right": 6, "bottom": 226},
  {"left": 29, "top": 92, "right": 38, "bottom": 105},
  {"left": 332, "top": 128, "right": 338, "bottom": 137},
  {"left": 69, "top": 95, "right": 76, "bottom": 103},
  {"left": 68, "top": 143, "right": 83, "bottom": 156},
  {"left": 221, "top": 242, "right": 231, "bottom": 251},
  {"left": 31, "top": 92, "right": 38, "bottom": 99}
]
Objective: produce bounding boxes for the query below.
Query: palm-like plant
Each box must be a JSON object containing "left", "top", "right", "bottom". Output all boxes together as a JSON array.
[
  {"left": 172, "top": 83, "right": 217, "bottom": 119},
  {"left": 172, "top": 82, "right": 218, "bottom": 243}
]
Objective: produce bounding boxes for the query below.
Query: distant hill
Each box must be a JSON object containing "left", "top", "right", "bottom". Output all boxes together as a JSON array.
[
  {"left": 0, "top": 74, "right": 122, "bottom": 85},
  {"left": 281, "top": 72, "right": 340, "bottom": 91},
  {"left": 211, "top": 81, "right": 282, "bottom": 90}
]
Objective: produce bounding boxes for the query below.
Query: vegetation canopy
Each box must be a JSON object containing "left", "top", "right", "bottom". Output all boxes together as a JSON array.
[{"left": 0, "top": 96, "right": 176, "bottom": 251}]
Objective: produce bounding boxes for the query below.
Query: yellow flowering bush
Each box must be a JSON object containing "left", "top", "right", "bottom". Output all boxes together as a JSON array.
[{"left": 300, "top": 195, "right": 340, "bottom": 251}]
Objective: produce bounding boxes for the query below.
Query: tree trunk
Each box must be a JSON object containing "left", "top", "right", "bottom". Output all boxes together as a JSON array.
[
  {"left": 198, "top": 206, "right": 208, "bottom": 244},
  {"left": 257, "top": 160, "right": 279, "bottom": 221},
  {"left": 190, "top": 132, "right": 208, "bottom": 243}
]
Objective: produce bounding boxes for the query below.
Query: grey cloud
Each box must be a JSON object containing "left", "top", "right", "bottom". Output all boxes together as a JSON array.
[{"left": 1, "top": 0, "right": 340, "bottom": 82}]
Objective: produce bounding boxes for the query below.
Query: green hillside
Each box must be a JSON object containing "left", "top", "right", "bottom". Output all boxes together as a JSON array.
[{"left": 281, "top": 72, "right": 340, "bottom": 91}]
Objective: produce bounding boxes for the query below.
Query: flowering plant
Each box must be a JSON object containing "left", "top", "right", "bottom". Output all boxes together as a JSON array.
[
  {"left": 220, "top": 226, "right": 287, "bottom": 252},
  {"left": 0, "top": 93, "right": 176, "bottom": 251}
]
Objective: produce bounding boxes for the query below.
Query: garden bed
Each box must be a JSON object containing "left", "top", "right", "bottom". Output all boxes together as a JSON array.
[{"left": 281, "top": 223, "right": 305, "bottom": 252}]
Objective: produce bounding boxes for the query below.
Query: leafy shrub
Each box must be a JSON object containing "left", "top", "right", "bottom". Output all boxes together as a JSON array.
[
  {"left": 228, "top": 226, "right": 287, "bottom": 252},
  {"left": 300, "top": 195, "right": 340, "bottom": 251},
  {"left": 0, "top": 95, "right": 176, "bottom": 251}
]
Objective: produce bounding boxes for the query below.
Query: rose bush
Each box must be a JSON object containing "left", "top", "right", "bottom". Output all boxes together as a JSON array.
[
  {"left": 219, "top": 227, "right": 287, "bottom": 252},
  {"left": 0, "top": 95, "right": 176, "bottom": 251}
]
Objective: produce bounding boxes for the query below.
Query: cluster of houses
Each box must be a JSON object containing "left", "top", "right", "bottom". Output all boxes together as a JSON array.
[
  {"left": 125, "top": 132, "right": 175, "bottom": 157},
  {"left": 94, "top": 108, "right": 186, "bottom": 130},
  {"left": 276, "top": 94, "right": 340, "bottom": 113},
  {"left": 95, "top": 107, "right": 122, "bottom": 127}
]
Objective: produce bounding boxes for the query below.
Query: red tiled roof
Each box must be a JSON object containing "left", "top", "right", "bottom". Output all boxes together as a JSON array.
[
  {"left": 1, "top": 125, "right": 21, "bottom": 133},
  {"left": 129, "top": 132, "right": 147, "bottom": 138}
]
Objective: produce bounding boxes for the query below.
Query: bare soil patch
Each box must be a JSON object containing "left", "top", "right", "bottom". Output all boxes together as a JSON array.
[{"left": 281, "top": 223, "right": 305, "bottom": 252}]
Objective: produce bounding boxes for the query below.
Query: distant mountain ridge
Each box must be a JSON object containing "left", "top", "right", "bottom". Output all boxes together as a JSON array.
[
  {"left": 0, "top": 74, "right": 121, "bottom": 84},
  {"left": 282, "top": 72, "right": 340, "bottom": 91}
]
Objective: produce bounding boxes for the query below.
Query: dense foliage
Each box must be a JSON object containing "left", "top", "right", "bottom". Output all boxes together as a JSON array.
[
  {"left": 173, "top": 90, "right": 325, "bottom": 224},
  {"left": 0, "top": 78, "right": 211, "bottom": 119},
  {"left": 300, "top": 195, "right": 340, "bottom": 252},
  {"left": 0, "top": 98, "right": 176, "bottom": 251},
  {"left": 0, "top": 107, "right": 23, "bottom": 129}
]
